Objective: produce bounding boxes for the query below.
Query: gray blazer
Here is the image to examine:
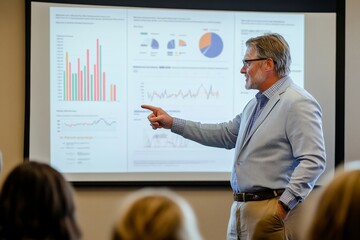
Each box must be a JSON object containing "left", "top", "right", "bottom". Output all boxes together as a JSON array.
[{"left": 177, "top": 77, "right": 326, "bottom": 200}]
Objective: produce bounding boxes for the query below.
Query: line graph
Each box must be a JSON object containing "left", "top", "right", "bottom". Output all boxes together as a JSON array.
[
  {"left": 144, "top": 132, "right": 190, "bottom": 148},
  {"left": 146, "top": 84, "right": 220, "bottom": 101},
  {"left": 60, "top": 117, "right": 117, "bottom": 132}
]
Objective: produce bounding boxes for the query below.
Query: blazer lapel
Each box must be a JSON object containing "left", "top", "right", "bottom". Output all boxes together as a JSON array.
[
  {"left": 241, "top": 79, "right": 291, "bottom": 148},
  {"left": 234, "top": 99, "right": 257, "bottom": 158}
]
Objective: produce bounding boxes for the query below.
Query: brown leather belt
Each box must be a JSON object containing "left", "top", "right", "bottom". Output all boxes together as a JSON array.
[{"left": 233, "top": 189, "right": 285, "bottom": 202}]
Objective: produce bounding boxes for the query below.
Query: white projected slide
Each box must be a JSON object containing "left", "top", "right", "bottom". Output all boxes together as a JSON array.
[{"left": 48, "top": 7, "right": 304, "bottom": 174}]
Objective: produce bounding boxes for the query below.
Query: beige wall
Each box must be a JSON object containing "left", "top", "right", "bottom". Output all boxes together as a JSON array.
[
  {"left": 75, "top": 187, "right": 232, "bottom": 239},
  {"left": 345, "top": 0, "right": 360, "bottom": 162},
  {"left": 0, "top": 0, "right": 26, "bottom": 177},
  {"left": 1, "top": 0, "right": 359, "bottom": 239}
]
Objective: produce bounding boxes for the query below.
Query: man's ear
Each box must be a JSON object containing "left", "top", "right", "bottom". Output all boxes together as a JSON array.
[{"left": 264, "top": 59, "right": 275, "bottom": 72}]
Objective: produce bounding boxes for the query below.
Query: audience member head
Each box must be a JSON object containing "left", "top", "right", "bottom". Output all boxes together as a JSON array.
[
  {"left": 0, "top": 161, "right": 81, "bottom": 240},
  {"left": 112, "top": 188, "right": 202, "bottom": 240},
  {"left": 305, "top": 168, "right": 360, "bottom": 240}
]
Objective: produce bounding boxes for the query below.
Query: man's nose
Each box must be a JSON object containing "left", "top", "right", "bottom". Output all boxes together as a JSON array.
[{"left": 240, "top": 66, "right": 246, "bottom": 74}]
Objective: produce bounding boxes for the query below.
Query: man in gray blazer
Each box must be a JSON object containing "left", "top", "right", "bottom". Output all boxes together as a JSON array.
[{"left": 142, "top": 33, "right": 325, "bottom": 240}]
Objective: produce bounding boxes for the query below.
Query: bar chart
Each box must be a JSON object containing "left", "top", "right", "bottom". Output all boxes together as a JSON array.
[{"left": 62, "top": 39, "right": 118, "bottom": 102}]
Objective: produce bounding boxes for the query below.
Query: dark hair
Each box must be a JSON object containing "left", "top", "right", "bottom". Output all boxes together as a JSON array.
[{"left": 0, "top": 161, "right": 81, "bottom": 240}]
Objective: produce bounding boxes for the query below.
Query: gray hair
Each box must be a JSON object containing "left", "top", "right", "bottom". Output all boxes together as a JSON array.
[{"left": 246, "top": 33, "right": 291, "bottom": 77}]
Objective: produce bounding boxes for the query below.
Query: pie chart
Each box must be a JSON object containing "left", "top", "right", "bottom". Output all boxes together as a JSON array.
[
  {"left": 199, "top": 32, "right": 223, "bottom": 58},
  {"left": 141, "top": 38, "right": 159, "bottom": 49}
]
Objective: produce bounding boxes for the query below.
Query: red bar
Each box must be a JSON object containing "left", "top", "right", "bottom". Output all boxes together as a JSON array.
[
  {"left": 87, "top": 49, "right": 90, "bottom": 101},
  {"left": 66, "top": 52, "right": 69, "bottom": 100},
  {"left": 78, "top": 58, "right": 81, "bottom": 101},
  {"left": 94, "top": 64, "right": 97, "bottom": 101},
  {"left": 97, "top": 39, "right": 100, "bottom": 101}
]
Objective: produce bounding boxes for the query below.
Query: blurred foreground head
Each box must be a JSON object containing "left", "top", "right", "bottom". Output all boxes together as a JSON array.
[
  {"left": 113, "top": 188, "right": 202, "bottom": 240},
  {"left": 305, "top": 168, "right": 360, "bottom": 240},
  {"left": 0, "top": 161, "right": 81, "bottom": 240}
]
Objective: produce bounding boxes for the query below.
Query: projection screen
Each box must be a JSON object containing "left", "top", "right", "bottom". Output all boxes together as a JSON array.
[{"left": 25, "top": 0, "right": 339, "bottom": 185}]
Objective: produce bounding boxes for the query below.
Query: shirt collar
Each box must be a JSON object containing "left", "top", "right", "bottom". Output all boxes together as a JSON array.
[{"left": 262, "top": 77, "right": 288, "bottom": 99}]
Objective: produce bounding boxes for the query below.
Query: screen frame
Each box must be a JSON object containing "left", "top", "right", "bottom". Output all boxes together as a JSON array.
[{"left": 24, "top": 0, "right": 345, "bottom": 186}]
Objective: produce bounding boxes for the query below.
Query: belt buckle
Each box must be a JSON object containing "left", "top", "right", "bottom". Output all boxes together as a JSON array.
[{"left": 242, "top": 192, "right": 246, "bottom": 202}]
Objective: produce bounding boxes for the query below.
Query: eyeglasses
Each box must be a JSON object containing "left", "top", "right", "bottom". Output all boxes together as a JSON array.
[{"left": 242, "top": 58, "right": 276, "bottom": 68}]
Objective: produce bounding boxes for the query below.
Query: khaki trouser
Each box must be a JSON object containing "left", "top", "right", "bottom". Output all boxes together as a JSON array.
[{"left": 227, "top": 197, "right": 300, "bottom": 240}]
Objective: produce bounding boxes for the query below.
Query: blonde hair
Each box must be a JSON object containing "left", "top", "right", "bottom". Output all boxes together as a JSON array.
[
  {"left": 305, "top": 169, "right": 360, "bottom": 240},
  {"left": 113, "top": 188, "right": 202, "bottom": 240}
]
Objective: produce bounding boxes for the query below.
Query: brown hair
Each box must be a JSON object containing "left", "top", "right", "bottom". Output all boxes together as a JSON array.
[
  {"left": 305, "top": 169, "right": 360, "bottom": 240},
  {"left": 0, "top": 161, "right": 81, "bottom": 239}
]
